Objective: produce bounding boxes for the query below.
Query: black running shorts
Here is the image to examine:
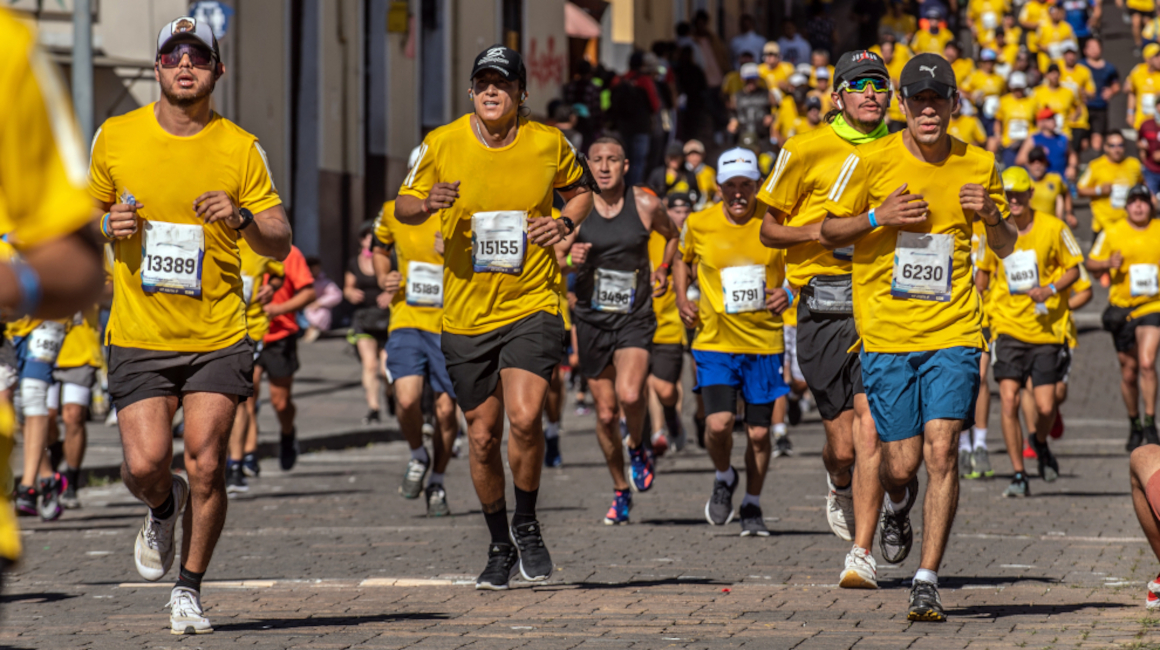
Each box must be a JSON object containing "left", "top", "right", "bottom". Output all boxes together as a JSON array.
[
  {"left": 574, "top": 312, "right": 655, "bottom": 379},
  {"left": 108, "top": 337, "right": 255, "bottom": 410},
  {"left": 990, "top": 334, "right": 1070, "bottom": 387},
  {"left": 796, "top": 300, "right": 863, "bottom": 421},
  {"left": 649, "top": 343, "right": 684, "bottom": 384},
  {"left": 257, "top": 336, "right": 300, "bottom": 380}
]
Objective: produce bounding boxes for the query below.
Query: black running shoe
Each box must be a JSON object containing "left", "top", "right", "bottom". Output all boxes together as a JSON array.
[
  {"left": 705, "top": 468, "right": 739, "bottom": 525},
  {"left": 225, "top": 464, "right": 249, "bottom": 494},
  {"left": 14, "top": 484, "right": 36, "bottom": 517},
  {"left": 61, "top": 481, "right": 80, "bottom": 509},
  {"left": 738, "top": 503, "right": 770, "bottom": 537},
  {"left": 362, "top": 409, "right": 381, "bottom": 426},
  {"left": 907, "top": 580, "right": 946, "bottom": 622},
  {"left": 786, "top": 394, "right": 803, "bottom": 426},
  {"left": 242, "top": 453, "right": 261, "bottom": 478},
  {"left": 544, "top": 436, "right": 562, "bottom": 468},
  {"left": 509, "top": 521, "right": 553, "bottom": 581},
  {"left": 1034, "top": 438, "right": 1059, "bottom": 482},
  {"left": 1128, "top": 423, "right": 1145, "bottom": 453},
  {"left": 37, "top": 475, "right": 64, "bottom": 522},
  {"left": 475, "top": 542, "right": 518, "bottom": 590},
  {"left": 280, "top": 429, "right": 298, "bottom": 471},
  {"left": 879, "top": 476, "right": 918, "bottom": 564}
]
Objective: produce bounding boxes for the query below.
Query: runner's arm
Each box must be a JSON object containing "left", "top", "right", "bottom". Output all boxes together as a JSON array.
[
  {"left": 0, "top": 229, "right": 105, "bottom": 320},
  {"left": 761, "top": 205, "right": 820, "bottom": 248},
  {"left": 975, "top": 268, "right": 990, "bottom": 295},
  {"left": 239, "top": 205, "right": 293, "bottom": 261},
  {"left": 372, "top": 244, "right": 394, "bottom": 289}
]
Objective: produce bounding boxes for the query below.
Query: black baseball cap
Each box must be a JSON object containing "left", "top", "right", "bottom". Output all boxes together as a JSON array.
[
  {"left": 666, "top": 193, "right": 693, "bottom": 208},
  {"left": 470, "top": 45, "right": 526, "bottom": 85},
  {"left": 833, "top": 50, "right": 889, "bottom": 89},
  {"left": 899, "top": 53, "right": 957, "bottom": 98},
  {"left": 1128, "top": 184, "right": 1153, "bottom": 203}
]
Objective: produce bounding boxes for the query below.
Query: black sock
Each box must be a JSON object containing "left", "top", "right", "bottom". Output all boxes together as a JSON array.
[
  {"left": 484, "top": 506, "right": 509, "bottom": 545},
  {"left": 175, "top": 565, "right": 204, "bottom": 592},
  {"left": 510, "top": 486, "right": 538, "bottom": 528},
  {"left": 1132, "top": 416, "right": 1143, "bottom": 431},
  {"left": 663, "top": 404, "right": 681, "bottom": 438},
  {"left": 150, "top": 492, "right": 175, "bottom": 520},
  {"left": 1147, "top": 415, "right": 1156, "bottom": 428},
  {"left": 64, "top": 466, "right": 80, "bottom": 489}
]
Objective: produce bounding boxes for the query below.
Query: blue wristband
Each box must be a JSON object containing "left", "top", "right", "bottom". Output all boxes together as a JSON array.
[
  {"left": 100, "top": 213, "right": 113, "bottom": 239},
  {"left": 868, "top": 208, "right": 879, "bottom": 229},
  {"left": 784, "top": 287, "right": 795, "bottom": 307},
  {"left": 1049, "top": 283, "right": 1057, "bottom": 295},
  {"left": 10, "top": 260, "right": 41, "bottom": 318}
]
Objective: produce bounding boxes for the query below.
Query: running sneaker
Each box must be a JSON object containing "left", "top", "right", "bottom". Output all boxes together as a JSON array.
[
  {"left": 475, "top": 542, "right": 518, "bottom": 590},
  {"left": 705, "top": 468, "right": 739, "bottom": 526},
  {"left": 773, "top": 434, "right": 794, "bottom": 458},
  {"left": 603, "top": 490, "right": 631, "bottom": 525},
  {"left": 37, "top": 474, "right": 65, "bottom": 522},
  {"left": 1147, "top": 574, "right": 1160, "bottom": 610},
  {"left": 1049, "top": 412, "right": 1065, "bottom": 439},
  {"left": 787, "top": 394, "right": 803, "bottom": 426},
  {"left": 959, "top": 448, "right": 975, "bottom": 479},
  {"left": 738, "top": 503, "right": 770, "bottom": 537},
  {"left": 168, "top": 587, "right": 212, "bottom": 635},
  {"left": 451, "top": 430, "right": 466, "bottom": 459},
  {"left": 826, "top": 479, "right": 855, "bottom": 542},
  {"left": 1002, "top": 472, "right": 1030, "bottom": 497},
  {"left": 628, "top": 446, "right": 654, "bottom": 492},
  {"left": 575, "top": 403, "right": 591, "bottom": 417},
  {"left": 619, "top": 418, "right": 629, "bottom": 442},
  {"left": 425, "top": 483, "right": 450, "bottom": 517},
  {"left": 908, "top": 580, "right": 946, "bottom": 622},
  {"left": 839, "top": 545, "right": 878, "bottom": 589},
  {"left": 226, "top": 464, "right": 249, "bottom": 495},
  {"left": 14, "top": 484, "right": 37, "bottom": 517},
  {"left": 279, "top": 429, "right": 299, "bottom": 471},
  {"left": 135, "top": 473, "right": 189, "bottom": 581},
  {"left": 672, "top": 421, "right": 688, "bottom": 452},
  {"left": 242, "top": 452, "right": 261, "bottom": 478},
  {"left": 1035, "top": 438, "right": 1059, "bottom": 482},
  {"left": 651, "top": 431, "right": 669, "bottom": 459},
  {"left": 363, "top": 409, "right": 381, "bottom": 426},
  {"left": 61, "top": 481, "right": 80, "bottom": 510},
  {"left": 1128, "top": 424, "right": 1146, "bottom": 453},
  {"left": 1023, "top": 440, "right": 1038, "bottom": 460},
  {"left": 879, "top": 477, "right": 918, "bottom": 564},
  {"left": 509, "top": 520, "right": 553, "bottom": 581},
  {"left": 1146, "top": 422, "right": 1160, "bottom": 446},
  {"left": 544, "top": 436, "right": 563, "bottom": 468},
  {"left": 972, "top": 447, "right": 994, "bottom": 478},
  {"left": 400, "top": 456, "right": 430, "bottom": 499}
]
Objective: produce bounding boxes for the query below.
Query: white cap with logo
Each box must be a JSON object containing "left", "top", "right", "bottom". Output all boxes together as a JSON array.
[
  {"left": 156, "top": 16, "right": 220, "bottom": 59},
  {"left": 716, "top": 148, "right": 762, "bottom": 184}
]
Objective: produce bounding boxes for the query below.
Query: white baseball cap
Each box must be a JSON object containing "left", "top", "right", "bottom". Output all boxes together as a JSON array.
[
  {"left": 156, "top": 16, "right": 219, "bottom": 59},
  {"left": 716, "top": 148, "right": 762, "bottom": 184},
  {"left": 1008, "top": 71, "right": 1028, "bottom": 89}
]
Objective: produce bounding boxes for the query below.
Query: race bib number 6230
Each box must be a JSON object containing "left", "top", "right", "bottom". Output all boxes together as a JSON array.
[{"left": 891, "top": 231, "right": 953, "bottom": 302}]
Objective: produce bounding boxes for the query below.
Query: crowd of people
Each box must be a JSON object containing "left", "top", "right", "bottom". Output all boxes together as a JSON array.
[{"left": 8, "top": 0, "right": 1160, "bottom": 638}]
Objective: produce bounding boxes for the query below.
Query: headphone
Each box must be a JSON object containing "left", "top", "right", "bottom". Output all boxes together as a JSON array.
[{"left": 836, "top": 98, "right": 844, "bottom": 110}]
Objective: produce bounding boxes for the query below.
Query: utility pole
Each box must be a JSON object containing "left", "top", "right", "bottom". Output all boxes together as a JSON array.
[{"left": 72, "top": 0, "right": 94, "bottom": 144}]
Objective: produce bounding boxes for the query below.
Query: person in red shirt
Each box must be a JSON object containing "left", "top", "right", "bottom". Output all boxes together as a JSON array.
[
  {"left": 258, "top": 245, "right": 316, "bottom": 470},
  {"left": 1138, "top": 116, "right": 1160, "bottom": 198}
]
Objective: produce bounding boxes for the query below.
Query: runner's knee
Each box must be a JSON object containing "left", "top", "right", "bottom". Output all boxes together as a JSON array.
[{"left": 19, "top": 378, "right": 49, "bottom": 417}]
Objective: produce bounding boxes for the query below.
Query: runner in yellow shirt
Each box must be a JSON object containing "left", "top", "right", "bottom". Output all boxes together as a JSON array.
[
  {"left": 962, "top": 48, "right": 1006, "bottom": 135},
  {"left": 1121, "top": 0, "right": 1159, "bottom": 51},
  {"left": 46, "top": 308, "right": 104, "bottom": 511},
  {"left": 394, "top": 46, "right": 595, "bottom": 590},
  {"left": 1026, "top": 147, "right": 1075, "bottom": 224},
  {"left": 1127, "top": 44, "right": 1160, "bottom": 129},
  {"left": 821, "top": 53, "right": 1016, "bottom": 623},
  {"left": 683, "top": 140, "right": 718, "bottom": 208},
  {"left": 1033, "top": 64, "right": 1083, "bottom": 140},
  {"left": 945, "top": 42, "right": 975, "bottom": 87},
  {"left": 871, "top": 36, "right": 911, "bottom": 131},
  {"left": 759, "top": 42, "right": 795, "bottom": 92},
  {"left": 675, "top": 148, "right": 791, "bottom": 537},
  {"left": 647, "top": 193, "right": 694, "bottom": 456},
  {"left": 912, "top": 7, "right": 953, "bottom": 54},
  {"left": 1020, "top": 0, "right": 1053, "bottom": 30},
  {"left": 967, "top": 0, "right": 1010, "bottom": 41},
  {"left": 1077, "top": 131, "right": 1144, "bottom": 232},
  {"left": 975, "top": 167, "right": 1084, "bottom": 498},
  {"left": 991, "top": 72, "right": 1040, "bottom": 164},
  {"left": 0, "top": 6, "right": 105, "bottom": 591},
  {"left": 1058, "top": 42, "right": 1095, "bottom": 150},
  {"left": 949, "top": 100, "right": 989, "bottom": 146},
  {"left": 1087, "top": 184, "right": 1160, "bottom": 451},
  {"left": 91, "top": 16, "right": 291, "bottom": 634},
  {"left": 1031, "top": 5, "right": 1077, "bottom": 59}
]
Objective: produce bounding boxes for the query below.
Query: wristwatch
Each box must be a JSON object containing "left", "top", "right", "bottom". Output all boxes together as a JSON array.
[
  {"left": 235, "top": 207, "right": 255, "bottom": 231},
  {"left": 559, "top": 216, "right": 576, "bottom": 234}
]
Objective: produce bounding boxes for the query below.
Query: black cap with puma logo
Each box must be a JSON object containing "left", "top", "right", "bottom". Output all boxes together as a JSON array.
[{"left": 899, "top": 53, "right": 957, "bottom": 99}]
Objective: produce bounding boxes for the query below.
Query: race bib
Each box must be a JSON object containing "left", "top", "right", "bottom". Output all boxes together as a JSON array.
[
  {"left": 891, "top": 231, "right": 953, "bottom": 302},
  {"left": 983, "top": 95, "right": 1000, "bottom": 118},
  {"left": 406, "top": 261, "right": 444, "bottom": 307},
  {"left": 982, "top": 10, "right": 998, "bottom": 29},
  {"left": 1111, "top": 184, "right": 1131, "bottom": 209},
  {"left": 592, "top": 268, "right": 636, "bottom": 313},
  {"left": 27, "top": 321, "right": 65, "bottom": 364},
  {"left": 1054, "top": 113, "right": 1066, "bottom": 131},
  {"left": 141, "top": 221, "right": 204, "bottom": 297},
  {"left": 1047, "top": 42, "right": 1063, "bottom": 60},
  {"left": 721, "top": 265, "right": 766, "bottom": 314},
  {"left": 1003, "top": 249, "right": 1040, "bottom": 294},
  {"left": 1131, "top": 263, "right": 1160, "bottom": 297},
  {"left": 1145, "top": 93, "right": 1157, "bottom": 117},
  {"left": 834, "top": 245, "right": 854, "bottom": 262},
  {"left": 241, "top": 274, "right": 255, "bottom": 305},
  {"left": 472, "top": 211, "right": 526, "bottom": 274},
  {"left": 1007, "top": 119, "right": 1029, "bottom": 141}
]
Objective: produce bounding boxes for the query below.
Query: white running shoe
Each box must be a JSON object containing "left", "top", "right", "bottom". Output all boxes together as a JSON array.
[
  {"left": 168, "top": 587, "right": 212, "bottom": 635},
  {"left": 839, "top": 545, "right": 878, "bottom": 589},
  {"left": 826, "top": 478, "right": 855, "bottom": 542},
  {"left": 134, "top": 473, "right": 189, "bottom": 581}
]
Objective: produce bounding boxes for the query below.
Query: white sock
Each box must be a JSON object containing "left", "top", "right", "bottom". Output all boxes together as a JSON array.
[
  {"left": 886, "top": 488, "right": 909, "bottom": 513},
  {"left": 972, "top": 426, "right": 988, "bottom": 450},
  {"left": 544, "top": 422, "right": 560, "bottom": 439},
  {"left": 715, "top": 467, "right": 736, "bottom": 485},
  {"left": 651, "top": 429, "right": 665, "bottom": 441},
  {"left": 959, "top": 430, "right": 972, "bottom": 451},
  {"left": 428, "top": 472, "right": 444, "bottom": 486},
  {"left": 772, "top": 423, "right": 787, "bottom": 437},
  {"left": 828, "top": 473, "right": 852, "bottom": 494},
  {"left": 411, "top": 446, "right": 429, "bottom": 464},
  {"left": 741, "top": 493, "right": 760, "bottom": 508},
  {"left": 914, "top": 568, "right": 938, "bottom": 586}
]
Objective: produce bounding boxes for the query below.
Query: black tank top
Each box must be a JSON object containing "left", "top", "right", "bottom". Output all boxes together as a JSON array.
[{"left": 573, "top": 188, "right": 654, "bottom": 329}]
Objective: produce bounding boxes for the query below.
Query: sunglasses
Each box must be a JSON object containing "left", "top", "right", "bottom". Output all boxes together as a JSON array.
[
  {"left": 839, "top": 77, "right": 890, "bottom": 93},
  {"left": 157, "top": 43, "right": 216, "bottom": 69},
  {"left": 1107, "top": 142, "right": 1125, "bottom": 148}
]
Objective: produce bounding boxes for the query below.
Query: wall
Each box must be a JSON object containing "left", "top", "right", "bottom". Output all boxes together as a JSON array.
[{"left": 523, "top": 1, "right": 567, "bottom": 117}]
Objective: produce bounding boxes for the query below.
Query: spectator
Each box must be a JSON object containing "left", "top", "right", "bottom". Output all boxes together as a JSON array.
[
  {"left": 683, "top": 139, "right": 717, "bottom": 208},
  {"left": 1082, "top": 38, "right": 1121, "bottom": 151},
  {"left": 553, "top": 103, "right": 583, "bottom": 152},
  {"left": 1139, "top": 113, "right": 1160, "bottom": 197},
  {"left": 879, "top": 0, "right": 918, "bottom": 44},
  {"left": 730, "top": 14, "right": 766, "bottom": 69},
  {"left": 675, "top": 21, "right": 704, "bottom": 69},
  {"left": 609, "top": 50, "right": 660, "bottom": 186},
  {"left": 728, "top": 63, "right": 774, "bottom": 144},
  {"left": 563, "top": 60, "right": 602, "bottom": 147},
  {"left": 647, "top": 142, "right": 701, "bottom": 204},
  {"left": 345, "top": 222, "right": 391, "bottom": 425},
  {"left": 674, "top": 44, "right": 709, "bottom": 142},
  {"left": 758, "top": 41, "right": 795, "bottom": 92},
  {"left": 302, "top": 256, "right": 343, "bottom": 342},
  {"left": 1016, "top": 107, "right": 1078, "bottom": 181},
  {"left": 853, "top": 0, "right": 888, "bottom": 48},
  {"left": 778, "top": 22, "right": 812, "bottom": 65},
  {"left": 805, "top": 2, "right": 837, "bottom": 53},
  {"left": 693, "top": 10, "right": 729, "bottom": 88}
]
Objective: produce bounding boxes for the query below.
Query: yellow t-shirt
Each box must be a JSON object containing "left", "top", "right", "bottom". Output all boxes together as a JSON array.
[
  {"left": 1019, "top": 0, "right": 1052, "bottom": 27},
  {"left": 776, "top": 104, "right": 821, "bottom": 141},
  {"left": 977, "top": 213, "right": 1084, "bottom": 344},
  {"left": 968, "top": 0, "right": 1010, "bottom": 32},
  {"left": 911, "top": 28, "right": 952, "bottom": 55},
  {"left": 1089, "top": 219, "right": 1160, "bottom": 318},
  {"left": 757, "top": 124, "right": 857, "bottom": 288},
  {"left": 1130, "top": 0, "right": 1157, "bottom": 14},
  {"left": 972, "top": 219, "right": 993, "bottom": 330},
  {"left": 680, "top": 203, "right": 785, "bottom": 355},
  {"left": 759, "top": 61, "right": 795, "bottom": 91},
  {"left": 1059, "top": 62, "right": 1095, "bottom": 129},
  {"left": 1065, "top": 264, "right": 1092, "bottom": 348},
  {"left": 880, "top": 13, "right": 918, "bottom": 39},
  {"left": 649, "top": 231, "right": 684, "bottom": 346},
  {"left": 398, "top": 115, "right": 583, "bottom": 335},
  {"left": 994, "top": 93, "right": 1041, "bottom": 147},
  {"left": 823, "top": 133, "right": 1009, "bottom": 353},
  {"left": 951, "top": 58, "right": 976, "bottom": 87},
  {"left": 373, "top": 199, "right": 445, "bottom": 335},
  {"left": 56, "top": 308, "right": 103, "bottom": 369},
  {"left": 963, "top": 69, "right": 1007, "bottom": 101},
  {"left": 1032, "top": 21, "right": 1077, "bottom": 57},
  {"left": 1030, "top": 171, "right": 1066, "bottom": 217},
  {"left": 948, "top": 115, "right": 989, "bottom": 146},
  {"left": 238, "top": 238, "right": 283, "bottom": 342},
  {"left": 1033, "top": 84, "right": 1081, "bottom": 136},
  {"left": 693, "top": 164, "right": 718, "bottom": 207},
  {"left": 89, "top": 105, "right": 282, "bottom": 352},
  {"left": 1077, "top": 156, "right": 1144, "bottom": 232},
  {"left": 1129, "top": 64, "right": 1160, "bottom": 128}
]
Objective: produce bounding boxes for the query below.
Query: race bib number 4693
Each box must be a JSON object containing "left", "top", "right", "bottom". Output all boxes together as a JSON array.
[
  {"left": 472, "top": 211, "right": 526, "bottom": 274},
  {"left": 1131, "top": 263, "right": 1160, "bottom": 297},
  {"left": 1003, "top": 249, "right": 1040, "bottom": 295},
  {"left": 891, "top": 231, "right": 953, "bottom": 302},
  {"left": 141, "top": 221, "right": 205, "bottom": 298}
]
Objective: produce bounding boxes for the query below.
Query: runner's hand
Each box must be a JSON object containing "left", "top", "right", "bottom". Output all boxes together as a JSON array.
[
  {"left": 678, "top": 297, "right": 699, "bottom": 328},
  {"left": 381, "top": 270, "right": 401, "bottom": 294},
  {"left": 529, "top": 216, "right": 565, "bottom": 247},
  {"left": 1109, "top": 250, "right": 1124, "bottom": 269},
  {"left": 426, "top": 181, "right": 460, "bottom": 211},
  {"left": 434, "top": 231, "right": 445, "bottom": 256},
  {"left": 569, "top": 242, "right": 592, "bottom": 266},
  {"left": 876, "top": 184, "right": 928, "bottom": 226},
  {"left": 255, "top": 284, "right": 276, "bottom": 306},
  {"left": 651, "top": 268, "right": 669, "bottom": 297},
  {"left": 194, "top": 191, "right": 244, "bottom": 228},
  {"left": 376, "top": 291, "right": 392, "bottom": 309},
  {"left": 107, "top": 202, "right": 140, "bottom": 238},
  {"left": 264, "top": 302, "right": 287, "bottom": 317},
  {"left": 765, "top": 287, "right": 790, "bottom": 315},
  {"left": 960, "top": 183, "right": 1000, "bottom": 223},
  {"left": 346, "top": 287, "right": 366, "bottom": 304},
  {"left": 1027, "top": 286, "right": 1053, "bottom": 303}
]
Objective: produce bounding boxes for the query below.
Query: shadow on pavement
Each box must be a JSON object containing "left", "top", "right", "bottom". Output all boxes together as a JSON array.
[
  {"left": 949, "top": 601, "right": 1132, "bottom": 618},
  {"left": 213, "top": 612, "right": 451, "bottom": 632},
  {"left": 240, "top": 488, "right": 372, "bottom": 500},
  {"left": 1032, "top": 491, "right": 1131, "bottom": 498},
  {"left": 0, "top": 592, "right": 76, "bottom": 604},
  {"left": 561, "top": 577, "right": 734, "bottom": 589},
  {"left": 446, "top": 506, "right": 586, "bottom": 518}
]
